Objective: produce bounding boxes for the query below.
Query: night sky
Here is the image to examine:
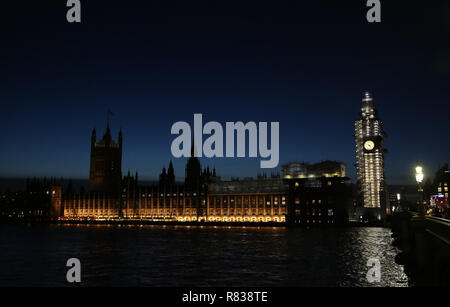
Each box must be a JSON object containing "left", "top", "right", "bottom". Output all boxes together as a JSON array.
[{"left": 1, "top": 1, "right": 449, "bottom": 184}]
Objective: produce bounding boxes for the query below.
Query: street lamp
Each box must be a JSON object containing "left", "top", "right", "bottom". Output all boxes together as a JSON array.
[
  {"left": 415, "top": 164, "right": 424, "bottom": 216},
  {"left": 415, "top": 166, "right": 424, "bottom": 188}
]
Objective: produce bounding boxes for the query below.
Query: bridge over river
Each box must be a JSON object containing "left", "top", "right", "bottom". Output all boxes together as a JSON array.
[{"left": 391, "top": 212, "right": 450, "bottom": 286}]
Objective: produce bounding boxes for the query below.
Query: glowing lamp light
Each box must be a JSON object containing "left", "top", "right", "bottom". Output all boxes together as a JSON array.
[
  {"left": 416, "top": 173, "right": 424, "bottom": 183},
  {"left": 396, "top": 193, "right": 401, "bottom": 201},
  {"left": 415, "top": 165, "right": 424, "bottom": 184}
]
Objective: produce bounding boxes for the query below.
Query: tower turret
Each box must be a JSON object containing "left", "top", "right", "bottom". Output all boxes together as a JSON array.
[
  {"left": 91, "top": 128, "right": 96, "bottom": 147},
  {"left": 185, "top": 141, "right": 201, "bottom": 191},
  {"left": 88, "top": 121, "right": 122, "bottom": 194},
  {"left": 168, "top": 161, "right": 175, "bottom": 186},
  {"left": 118, "top": 128, "right": 123, "bottom": 148},
  {"left": 49, "top": 185, "right": 63, "bottom": 219}
]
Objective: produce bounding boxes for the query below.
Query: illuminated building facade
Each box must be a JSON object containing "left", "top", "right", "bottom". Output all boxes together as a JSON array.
[
  {"left": 431, "top": 165, "right": 449, "bottom": 212},
  {"left": 435, "top": 166, "right": 449, "bottom": 201},
  {"left": 282, "top": 161, "right": 346, "bottom": 179},
  {"left": 354, "top": 91, "right": 388, "bottom": 218},
  {"left": 44, "top": 123, "right": 350, "bottom": 224},
  {"left": 206, "top": 178, "right": 288, "bottom": 222},
  {"left": 54, "top": 173, "right": 350, "bottom": 224},
  {"left": 56, "top": 179, "right": 288, "bottom": 223}
]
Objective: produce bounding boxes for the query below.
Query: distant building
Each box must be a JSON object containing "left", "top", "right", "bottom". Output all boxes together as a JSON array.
[
  {"left": 435, "top": 166, "right": 449, "bottom": 200},
  {"left": 10, "top": 121, "right": 351, "bottom": 225},
  {"left": 431, "top": 165, "right": 449, "bottom": 212},
  {"left": 354, "top": 91, "right": 388, "bottom": 219},
  {"left": 159, "top": 162, "right": 175, "bottom": 188},
  {"left": 282, "top": 161, "right": 351, "bottom": 224},
  {"left": 282, "top": 161, "right": 346, "bottom": 179}
]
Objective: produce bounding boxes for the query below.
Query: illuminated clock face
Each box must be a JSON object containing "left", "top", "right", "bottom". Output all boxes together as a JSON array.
[{"left": 364, "top": 140, "right": 375, "bottom": 151}]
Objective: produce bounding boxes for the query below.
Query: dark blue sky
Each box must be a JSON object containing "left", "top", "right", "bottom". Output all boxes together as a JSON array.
[{"left": 1, "top": 1, "right": 449, "bottom": 184}]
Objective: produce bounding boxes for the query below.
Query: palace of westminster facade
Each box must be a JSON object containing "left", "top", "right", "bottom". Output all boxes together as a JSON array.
[{"left": 47, "top": 121, "right": 352, "bottom": 224}]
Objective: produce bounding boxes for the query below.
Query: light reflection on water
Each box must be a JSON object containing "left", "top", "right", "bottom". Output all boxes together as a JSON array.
[{"left": 0, "top": 224, "right": 408, "bottom": 287}]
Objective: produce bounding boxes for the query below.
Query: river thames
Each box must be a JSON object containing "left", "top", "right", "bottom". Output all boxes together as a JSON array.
[{"left": 0, "top": 224, "right": 409, "bottom": 287}]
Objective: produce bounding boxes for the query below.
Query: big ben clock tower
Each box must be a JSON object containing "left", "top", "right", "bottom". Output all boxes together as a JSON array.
[{"left": 354, "top": 91, "right": 388, "bottom": 220}]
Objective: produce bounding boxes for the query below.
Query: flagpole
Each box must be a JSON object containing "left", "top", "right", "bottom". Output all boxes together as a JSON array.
[{"left": 107, "top": 109, "right": 114, "bottom": 129}]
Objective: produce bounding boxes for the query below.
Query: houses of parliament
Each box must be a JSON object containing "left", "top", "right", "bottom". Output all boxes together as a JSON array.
[{"left": 41, "top": 122, "right": 352, "bottom": 224}]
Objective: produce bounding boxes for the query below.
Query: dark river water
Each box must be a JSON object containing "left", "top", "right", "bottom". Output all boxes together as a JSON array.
[{"left": 0, "top": 224, "right": 409, "bottom": 287}]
